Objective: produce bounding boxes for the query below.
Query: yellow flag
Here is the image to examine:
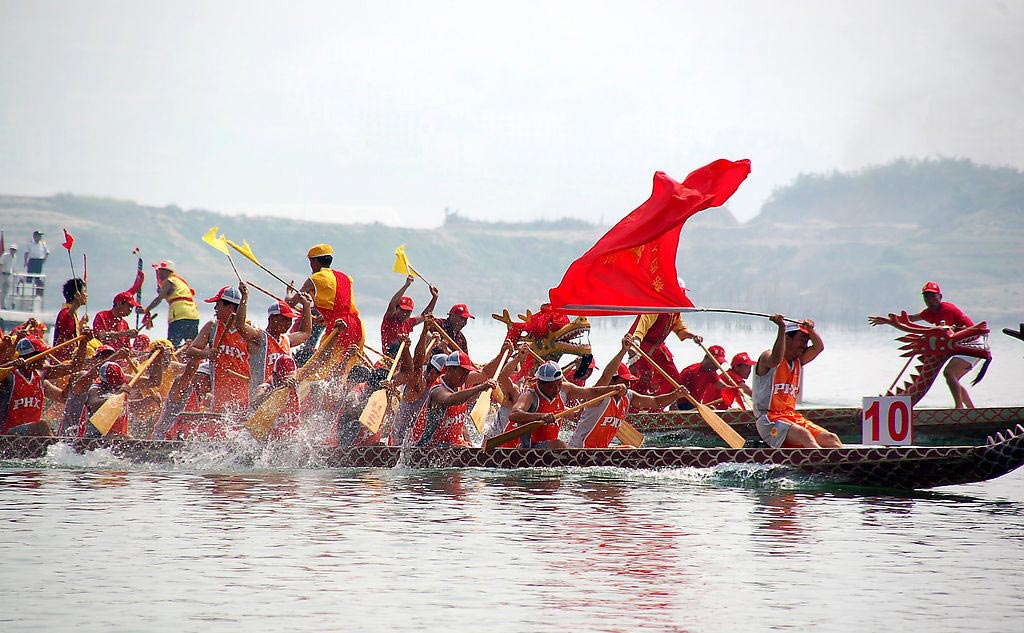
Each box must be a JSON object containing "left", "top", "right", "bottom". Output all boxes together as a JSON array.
[
  {"left": 202, "top": 226, "right": 230, "bottom": 256},
  {"left": 393, "top": 244, "right": 411, "bottom": 275},
  {"left": 227, "top": 239, "right": 261, "bottom": 266}
]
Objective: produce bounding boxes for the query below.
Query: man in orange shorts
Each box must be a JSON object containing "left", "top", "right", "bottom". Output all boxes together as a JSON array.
[{"left": 752, "top": 314, "right": 841, "bottom": 448}]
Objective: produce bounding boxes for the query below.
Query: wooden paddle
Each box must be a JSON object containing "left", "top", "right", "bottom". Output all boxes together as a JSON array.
[
  {"left": 359, "top": 340, "right": 406, "bottom": 434},
  {"left": 482, "top": 390, "right": 620, "bottom": 451},
  {"left": 0, "top": 334, "right": 89, "bottom": 381},
  {"left": 90, "top": 348, "right": 163, "bottom": 436},
  {"left": 631, "top": 343, "right": 746, "bottom": 448},
  {"left": 245, "top": 327, "right": 340, "bottom": 440},
  {"left": 695, "top": 340, "right": 755, "bottom": 411},
  {"left": 429, "top": 321, "right": 478, "bottom": 366},
  {"left": 469, "top": 348, "right": 508, "bottom": 434}
]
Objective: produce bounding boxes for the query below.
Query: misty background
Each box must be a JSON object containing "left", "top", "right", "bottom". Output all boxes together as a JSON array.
[{"left": 1, "top": 1, "right": 1022, "bottom": 227}]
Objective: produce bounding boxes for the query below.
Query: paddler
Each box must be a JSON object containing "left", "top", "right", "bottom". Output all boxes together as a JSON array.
[
  {"left": 184, "top": 284, "right": 261, "bottom": 415},
  {"left": 752, "top": 315, "right": 841, "bottom": 448},
  {"left": 569, "top": 335, "right": 687, "bottom": 448},
  {"left": 248, "top": 294, "right": 312, "bottom": 401},
  {"left": 142, "top": 261, "right": 200, "bottom": 349},
  {"left": 676, "top": 344, "right": 731, "bottom": 409},
  {"left": 93, "top": 291, "right": 144, "bottom": 350},
  {"left": 702, "top": 352, "right": 756, "bottom": 410},
  {"left": 1, "top": 334, "right": 90, "bottom": 436},
  {"left": 436, "top": 303, "right": 474, "bottom": 354},
  {"left": 389, "top": 325, "right": 446, "bottom": 446},
  {"left": 151, "top": 360, "right": 211, "bottom": 440},
  {"left": 627, "top": 311, "right": 702, "bottom": 400},
  {"left": 293, "top": 243, "right": 364, "bottom": 349},
  {"left": 507, "top": 361, "right": 624, "bottom": 449},
  {"left": 252, "top": 356, "right": 302, "bottom": 441},
  {"left": 412, "top": 351, "right": 496, "bottom": 447},
  {"left": 52, "top": 278, "right": 88, "bottom": 360},
  {"left": 381, "top": 274, "right": 438, "bottom": 350}
]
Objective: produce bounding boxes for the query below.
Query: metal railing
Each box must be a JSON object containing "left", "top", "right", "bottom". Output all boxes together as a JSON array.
[{"left": 1, "top": 272, "right": 46, "bottom": 313}]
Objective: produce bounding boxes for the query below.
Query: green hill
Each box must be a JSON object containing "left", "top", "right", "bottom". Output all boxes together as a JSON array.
[{"left": 1, "top": 157, "right": 1021, "bottom": 327}]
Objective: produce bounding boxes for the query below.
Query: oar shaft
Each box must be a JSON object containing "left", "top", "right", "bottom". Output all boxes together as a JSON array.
[
  {"left": 429, "top": 321, "right": 481, "bottom": 369},
  {"left": 386, "top": 340, "right": 407, "bottom": 380},
  {"left": 9, "top": 334, "right": 88, "bottom": 367},
  {"left": 245, "top": 280, "right": 284, "bottom": 302},
  {"left": 554, "top": 390, "right": 618, "bottom": 419},
  {"left": 695, "top": 341, "right": 741, "bottom": 389},
  {"left": 127, "top": 349, "right": 162, "bottom": 389}
]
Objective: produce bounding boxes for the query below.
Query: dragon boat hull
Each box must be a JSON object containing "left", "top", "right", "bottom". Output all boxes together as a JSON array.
[
  {"left": 3, "top": 427, "right": 1024, "bottom": 490},
  {"left": 628, "top": 406, "right": 1024, "bottom": 445}
]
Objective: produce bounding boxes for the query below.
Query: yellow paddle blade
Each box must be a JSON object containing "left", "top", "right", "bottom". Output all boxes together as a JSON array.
[
  {"left": 469, "top": 388, "right": 492, "bottom": 434},
  {"left": 90, "top": 393, "right": 127, "bottom": 436},
  {"left": 245, "top": 387, "right": 291, "bottom": 440},
  {"left": 202, "top": 226, "right": 230, "bottom": 255},
  {"left": 694, "top": 400, "right": 747, "bottom": 448},
  {"left": 393, "top": 244, "right": 411, "bottom": 274},
  {"left": 227, "top": 239, "right": 261, "bottom": 266},
  {"left": 614, "top": 420, "right": 645, "bottom": 447},
  {"left": 359, "top": 388, "right": 388, "bottom": 434}
]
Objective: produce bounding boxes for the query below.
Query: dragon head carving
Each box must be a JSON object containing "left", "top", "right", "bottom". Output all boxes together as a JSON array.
[
  {"left": 492, "top": 306, "right": 592, "bottom": 361},
  {"left": 870, "top": 311, "right": 991, "bottom": 405}
]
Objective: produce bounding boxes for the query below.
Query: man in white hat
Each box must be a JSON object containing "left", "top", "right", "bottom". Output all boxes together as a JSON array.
[{"left": 143, "top": 260, "right": 200, "bottom": 348}]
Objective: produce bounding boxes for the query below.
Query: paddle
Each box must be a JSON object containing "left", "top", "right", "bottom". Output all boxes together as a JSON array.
[
  {"left": 245, "top": 327, "right": 340, "bottom": 440},
  {"left": 694, "top": 340, "right": 754, "bottom": 411},
  {"left": 469, "top": 348, "right": 509, "bottom": 434},
  {"left": 429, "top": 320, "right": 473, "bottom": 360},
  {"left": 246, "top": 279, "right": 284, "bottom": 302},
  {"left": 90, "top": 347, "right": 163, "bottom": 436},
  {"left": 226, "top": 238, "right": 301, "bottom": 294},
  {"left": 359, "top": 340, "right": 407, "bottom": 434},
  {"left": 482, "top": 390, "right": 620, "bottom": 451},
  {"left": 630, "top": 343, "right": 746, "bottom": 448},
  {"left": 0, "top": 334, "right": 88, "bottom": 381}
]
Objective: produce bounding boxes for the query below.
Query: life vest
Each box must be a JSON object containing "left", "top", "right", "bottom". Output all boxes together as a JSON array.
[
  {"left": 570, "top": 392, "right": 630, "bottom": 448},
  {"left": 525, "top": 385, "right": 566, "bottom": 445},
  {"left": 310, "top": 268, "right": 363, "bottom": 345},
  {"left": 412, "top": 377, "right": 472, "bottom": 447},
  {"left": 2, "top": 369, "right": 44, "bottom": 433},
  {"left": 211, "top": 322, "right": 250, "bottom": 414}
]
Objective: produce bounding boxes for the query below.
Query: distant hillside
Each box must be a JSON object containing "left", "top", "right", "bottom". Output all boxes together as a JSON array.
[{"left": 0, "top": 157, "right": 1021, "bottom": 327}]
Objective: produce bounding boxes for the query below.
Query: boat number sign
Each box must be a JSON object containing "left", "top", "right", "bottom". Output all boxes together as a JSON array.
[{"left": 862, "top": 396, "right": 913, "bottom": 445}]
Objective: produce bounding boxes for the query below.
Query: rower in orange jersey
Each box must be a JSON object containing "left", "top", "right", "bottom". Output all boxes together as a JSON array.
[
  {"left": 507, "top": 361, "right": 624, "bottom": 449},
  {"left": 293, "top": 244, "right": 364, "bottom": 350},
  {"left": 184, "top": 284, "right": 261, "bottom": 415},
  {"left": 248, "top": 293, "right": 312, "bottom": 402},
  {"left": 752, "top": 315, "right": 841, "bottom": 448},
  {"left": 412, "top": 351, "right": 496, "bottom": 447},
  {"left": 569, "top": 335, "right": 687, "bottom": 448}
]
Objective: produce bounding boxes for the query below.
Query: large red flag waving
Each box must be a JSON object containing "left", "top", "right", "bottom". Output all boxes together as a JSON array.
[{"left": 548, "top": 159, "right": 751, "bottom": 315}]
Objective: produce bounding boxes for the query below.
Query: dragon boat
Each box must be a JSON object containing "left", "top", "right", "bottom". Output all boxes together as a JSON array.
[
  {"left": 2, "top": 425, "right": 1024, "bottom": 490},
  {"left": 633, "top": 313, "right": 1010, "bottom": 445}
]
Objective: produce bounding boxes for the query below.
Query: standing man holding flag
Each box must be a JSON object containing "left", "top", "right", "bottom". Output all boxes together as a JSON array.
[{"left": 143, "top": 261, "right": 200, "bottom": 348}]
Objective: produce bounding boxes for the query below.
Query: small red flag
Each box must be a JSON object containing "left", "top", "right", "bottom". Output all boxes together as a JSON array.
[
  {"left": 62, "top": 229, "right": 75, "bottom": 251},
  {"left": 548, "top": 159, "right": 751, "bottom": 315}
]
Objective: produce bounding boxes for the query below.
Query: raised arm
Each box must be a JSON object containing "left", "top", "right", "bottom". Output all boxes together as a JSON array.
[
  {"left": 757, "top": 314, "right": 787, "bottom": 376},
  {"left": 385, "top": 276, "right": 415, "bottom": 319},
  {"left": 799, "top": 319, "right": 824, "bottom": 365}
]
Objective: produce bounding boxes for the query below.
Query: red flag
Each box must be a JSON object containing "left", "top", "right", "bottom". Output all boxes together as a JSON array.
[
  {"left": 62, "top": 229, "right": 75, "bottom": 251},
  {"left": 128, "top": 262, "right": 145, "bottom": 294},
  {"left": 548, "top": 159, "right": 751, "bottom": 315}
]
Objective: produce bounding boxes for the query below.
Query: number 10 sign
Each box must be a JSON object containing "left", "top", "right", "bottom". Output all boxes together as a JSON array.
[{"left": 862, "top": 396, "right": 913, "bottom": 445}]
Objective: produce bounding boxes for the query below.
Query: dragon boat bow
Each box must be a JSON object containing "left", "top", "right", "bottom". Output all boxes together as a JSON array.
[{"left": 3, "top": 425, "right": 1024, "bottom": 490}]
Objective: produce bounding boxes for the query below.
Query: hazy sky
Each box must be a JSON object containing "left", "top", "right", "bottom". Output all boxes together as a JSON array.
[{"left": 1, "top": 1, "right": 1021, "bottom": 227}]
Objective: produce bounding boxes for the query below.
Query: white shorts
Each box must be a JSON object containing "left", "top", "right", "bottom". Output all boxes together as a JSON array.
[{"left": 950, "top": 355, "right": 979, "bottom": 368}]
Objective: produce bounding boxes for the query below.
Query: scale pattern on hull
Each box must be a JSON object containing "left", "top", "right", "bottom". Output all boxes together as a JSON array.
[{"left": 2, "top": 425, "right": 1024, "bottom": 490}]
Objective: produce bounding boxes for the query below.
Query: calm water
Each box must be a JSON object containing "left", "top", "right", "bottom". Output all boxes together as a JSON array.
[{"left": 2, "top": 322, "right": 1023, "bottom": 632}]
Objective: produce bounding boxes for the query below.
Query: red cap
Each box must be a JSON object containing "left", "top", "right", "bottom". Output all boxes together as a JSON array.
[
  {"left": 274, "top": 355, "right": 297, "bottom": 378},
  {"left": 15, "top": 336, "right": 49, "bottom": 357},
  {"left": 730, "top": 352, "right": 756, "bottom": 367},
  {"left": 616, "top": 363, "right": 639, "bottom": 381},
  {"left": 132, "top": 334, "right": 151, "bottom": 351},
  {"left": 268, "top": 301, "right": 297, "bottom": 318},
  {"left": 114, "top": 291, "right": 143, "bottom": 308},
  {"left": 445, "top": 351, "right": 475, "bottom": 370},
  {"left": 922, "top": 281, "right": 941, "bottom": 294},
  {"left": 204, "top": 286, "right": 242, "bottom": 305},
  {"left": 707, "top": 345, "right": 727, "bottom": 362},
  {"left": 96, "top": 344, "right": 116, "bottom": 355},
  {"left": 398, "top": 296, "right": 415, "bottom": 311},
  {"left": 449, "top": 303, "right": 475, "bottom": 319},
  {"left": 100, "top": 362, "right": 125, "bottom": 389}
]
